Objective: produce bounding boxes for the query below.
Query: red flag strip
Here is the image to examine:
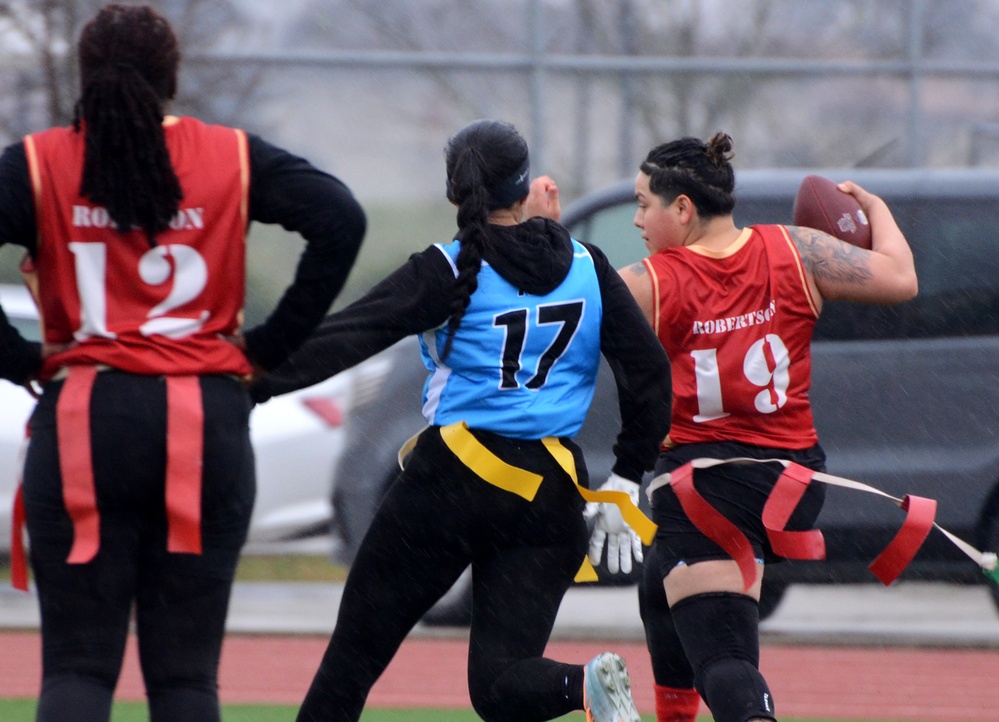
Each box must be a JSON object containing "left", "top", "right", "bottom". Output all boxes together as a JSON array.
[
  {"left": 670, "top": 463, "right": 760, "bottom": 591},
  {"left": 11, "top": 486, "right": 27, "bottom": 591},
  {"left": 653, "top": 457, "right": 959, "bottom": 591},
  {"left": 165, "top": 376, "right": 204, "bottom": 554},
  {"left": 56, "top": 365, "right": 100, "bottom": 564},
  {"left": 868, "top": 494, "right": 937, "bottom": 585},
  {"left": 761, "top": 462, "right": 826, "bottom": 561},
  {"left": 10, "top": 370, "right": 207, "bottom": 592}
]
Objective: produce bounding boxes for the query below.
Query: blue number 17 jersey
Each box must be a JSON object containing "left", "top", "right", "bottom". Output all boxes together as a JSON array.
[{"left": 420, "top": 238, "right": 603, "bottom": 439}]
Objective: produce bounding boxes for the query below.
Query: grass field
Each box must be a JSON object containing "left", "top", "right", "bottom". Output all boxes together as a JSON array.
[
  {"left": 242, "top": 199, "right": 455, "bottom": 326},
  {"left": 0, "top": 704, "right": 497, "bottom": 722},
  {"left": 0, "top": 701, "right": 887, "bottom": 722},
  {"left": 233, "top": 552, "right": 349, "bottom": 582},
  {"left": 0, "top": 553, "right": 346, "bottom": 585}
]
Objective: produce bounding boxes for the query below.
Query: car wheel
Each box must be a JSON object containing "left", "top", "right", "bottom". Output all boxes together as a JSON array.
[
  {"left": 331, "top": 465, "right": 399, "bottom": 565},
  {"left": 758, "top": 577, "right": 788, "bottom": 621}
]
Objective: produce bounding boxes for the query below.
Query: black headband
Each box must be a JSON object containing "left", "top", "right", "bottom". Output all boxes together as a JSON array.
[{"left": 489, "top": 156, "right": 530, "bottom": 208}]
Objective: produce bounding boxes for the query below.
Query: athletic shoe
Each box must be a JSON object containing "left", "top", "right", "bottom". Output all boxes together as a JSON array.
[{"left": 583, "top": 651, "right": 641, "bottom": 722}]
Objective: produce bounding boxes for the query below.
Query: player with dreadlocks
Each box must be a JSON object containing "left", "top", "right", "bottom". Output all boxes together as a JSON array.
[
  {"left": 250, "top": 118, "right": 671, "bottom": 722},
  {"left": 0, "top": 4, "right": 365, "bottom": 721}
]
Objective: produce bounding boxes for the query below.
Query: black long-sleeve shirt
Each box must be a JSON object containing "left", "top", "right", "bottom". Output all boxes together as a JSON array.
[
  {"left": 253, "top": 221, "right": 671, "bottom": 481},
  {"left": 0, "top": 130, "right": 366, "bottom": 382}
]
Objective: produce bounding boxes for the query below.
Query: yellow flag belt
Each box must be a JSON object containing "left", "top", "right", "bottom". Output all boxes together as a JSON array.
[{"left": 400, "top": 421, "right": 657, "bottom": 582}]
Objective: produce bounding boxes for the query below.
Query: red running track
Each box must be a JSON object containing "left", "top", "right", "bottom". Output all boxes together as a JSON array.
[{"left": 2, "top": 632, "right": 998, "bottom": 720}]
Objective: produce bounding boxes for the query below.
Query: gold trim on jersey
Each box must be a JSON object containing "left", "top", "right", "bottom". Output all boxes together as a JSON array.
[
  {"left": 777, "top": 225, "right": 820, "bottom": 318},
  {"left": 235, "top": 128, "right": 250, "bottom": 227},
  {"left": 23, "top": 135, "right": 42, "bottom": 216},
  {"left": 684, "top": 227, "right": 754, "bottom": 258},
  {"left": 642, "top": 256, "right": 661, "bottom": 336}
]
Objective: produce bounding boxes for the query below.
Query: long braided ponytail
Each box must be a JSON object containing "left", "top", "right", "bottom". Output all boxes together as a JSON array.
[
  {"left": 440, "top": 120, "right": 530, "bottom": 360},
  {"left": 73, "top": 4, "right": 182, "bottom": 240}
]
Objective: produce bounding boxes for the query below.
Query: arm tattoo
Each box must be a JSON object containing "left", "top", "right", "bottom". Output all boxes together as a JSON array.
[
  {"left": 625, "top": 261, "right": 647, "bottom": 277},
  {"left": 788, "top": 226, "right": 873, "bottom": 284}
]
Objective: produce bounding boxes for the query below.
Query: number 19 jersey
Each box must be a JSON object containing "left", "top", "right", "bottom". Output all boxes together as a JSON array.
[{"left": 644, "top": 225, "right": 819, "bottom": 449}]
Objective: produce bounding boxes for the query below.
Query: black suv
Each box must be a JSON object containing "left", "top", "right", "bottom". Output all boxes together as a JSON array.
[{"left": 330, "top": 168, "right": 999, "bottom": 621}]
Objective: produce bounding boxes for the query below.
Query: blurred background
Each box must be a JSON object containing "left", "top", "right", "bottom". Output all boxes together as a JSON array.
[{"left": 3, "top": 0, "right": 999, "bottom": 322}]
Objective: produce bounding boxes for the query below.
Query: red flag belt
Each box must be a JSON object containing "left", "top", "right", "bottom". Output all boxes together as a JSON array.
[
  {"left": 10, "top": 368, "right": 204, "bottom": 591},
  {"left": 648, "top": 457, "right": 981, "bottom": 592}
]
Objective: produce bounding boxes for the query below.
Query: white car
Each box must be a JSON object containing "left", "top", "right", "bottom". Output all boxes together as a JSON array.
[{"left": 0, "top": 283, "right": 351, "bottom": 553}]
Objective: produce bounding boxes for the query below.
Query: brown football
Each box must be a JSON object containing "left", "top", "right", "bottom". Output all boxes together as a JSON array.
[{"left": 792, "top": 174, "right": 872, "bottom": 249}]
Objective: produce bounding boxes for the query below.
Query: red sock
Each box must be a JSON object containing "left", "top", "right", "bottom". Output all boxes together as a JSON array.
[{"left": 654, "top": 684, "right": 701, "bottom": 722}]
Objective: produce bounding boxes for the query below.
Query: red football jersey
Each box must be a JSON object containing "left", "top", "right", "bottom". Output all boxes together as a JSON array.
[
  {"left": 645, "top": 225, "right": 820, "bottom": 449},
  {"left": 25, "top": 116, "right": 252, "bottom": 380}
]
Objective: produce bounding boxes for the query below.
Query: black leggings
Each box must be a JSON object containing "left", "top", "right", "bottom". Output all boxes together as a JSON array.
[
  {"left": 640, "top": 441, "right": 826, "bottom": 709},
  {"left": 23, "top": 372, "right": 255, "bottom": 722},
  {"left": 638, "top": 541, "right": 696, "bottom": 688},
  {"left": 297, "top": 427, "right": 590, "bottom": 722}
]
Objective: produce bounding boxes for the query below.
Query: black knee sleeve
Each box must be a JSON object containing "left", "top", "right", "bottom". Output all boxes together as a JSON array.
[
  {"left": 638, "top": 544, "right": 695, "bottom": 688},
  {"left": 670, "top": 592, "right": 775, "bottom": 722}
]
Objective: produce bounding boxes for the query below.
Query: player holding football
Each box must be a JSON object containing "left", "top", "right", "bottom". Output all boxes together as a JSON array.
[{"left": 585, "top": 132, "right": 917, "bottom": 722}]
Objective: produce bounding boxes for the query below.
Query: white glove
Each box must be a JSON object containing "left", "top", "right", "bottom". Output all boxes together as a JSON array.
[{"left": 584, "top": 473, "right": 643, "bottom": 575}]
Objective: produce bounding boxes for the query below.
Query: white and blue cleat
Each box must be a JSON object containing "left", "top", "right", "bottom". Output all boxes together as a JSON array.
[{"left": 583, "top": 651, "right": 642, "bottom": 722}]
